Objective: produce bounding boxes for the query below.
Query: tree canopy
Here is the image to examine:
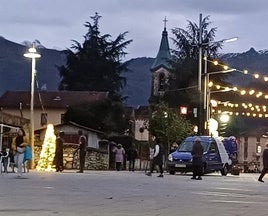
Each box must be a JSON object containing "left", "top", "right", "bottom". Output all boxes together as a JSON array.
[
  {"left": 169, "top": 15, "right": 224, "bottom": 92},
  {"left": 149, "top": 102, "right": 193, "bottom": 153},
  {"left": 63, "top": 99, "right": 128, "bottom": 134},
  {"left": 58, "top": 12, "right": 133, "bottom": 102}
]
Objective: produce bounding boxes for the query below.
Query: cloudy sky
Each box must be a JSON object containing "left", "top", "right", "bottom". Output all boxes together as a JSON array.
[{"left": 1, "top": 0, "right": 268, "bottom": 60}]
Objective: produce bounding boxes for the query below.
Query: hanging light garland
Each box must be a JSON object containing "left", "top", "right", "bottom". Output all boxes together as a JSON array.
[
  {"left": 205, "top": 58, "right": 268, "bottom": 118},
  {"left": 209, "top": 82, "right": 268, "bottom": 99},
  {"left": 205, "top": 58, "right": 268, "bottom": 83}
]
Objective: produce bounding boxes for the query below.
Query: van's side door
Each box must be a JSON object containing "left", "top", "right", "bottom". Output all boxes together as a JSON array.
[{"left": 206, "top": 141, "right": 222, "bottom": 171}]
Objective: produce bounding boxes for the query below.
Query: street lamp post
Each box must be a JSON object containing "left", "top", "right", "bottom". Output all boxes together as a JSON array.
[
  {"left": 24, "top": 44, "right": 41, "bottom": 169},
  {"left": 202, "top": 37, "right": 237, "bottom": 134},
  {"left": 198, "top": 13, "right": 203, "bottom": 134},
  {"left": 197, "top": 12, "right": 238, "bottom": 134}
]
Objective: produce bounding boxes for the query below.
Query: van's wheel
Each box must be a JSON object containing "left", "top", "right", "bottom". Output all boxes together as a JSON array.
[
  {"left": 221, "top": 164, "right": 228, "bottom": 176},
  {"left": 169, "top": 170, "right": 175, "bottom": 175}
]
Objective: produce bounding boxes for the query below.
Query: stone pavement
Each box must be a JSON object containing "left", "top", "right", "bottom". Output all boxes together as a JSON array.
[{"left": 0, "top": 170, "right": 267, "bottom": 216}]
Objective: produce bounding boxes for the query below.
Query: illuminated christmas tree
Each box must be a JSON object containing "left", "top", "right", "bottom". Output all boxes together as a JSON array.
[{"left": 36, "top": 124, "right": 56, "bottom": 171}]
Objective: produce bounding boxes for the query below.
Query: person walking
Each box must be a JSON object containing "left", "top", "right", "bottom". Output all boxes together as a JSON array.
[
  {"left": 53, "top": 131, "right": 65, "bottom": 172},
  {"left": 12, "top": 128, "right": 28, "bottom": 177},
  {"left": 258, "top": 143, "right": 268, "bottom": 182},
  {"left": 191, "top": 137, "right": 204, "bottom": 180},
  {"left": 113, "top": 144, "right": 125, "bottom": 171},
  {"left": 76, "top": 130, "right": 87, "bottom": 173},
  {"left": 127, "top": 145, "right": 138, "bottom": 171},
  {"left": 146, "top": 138, "right": 164, "bottom": 177}
]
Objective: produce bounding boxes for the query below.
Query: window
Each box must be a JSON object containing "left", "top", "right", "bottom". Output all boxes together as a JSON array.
[
  {"left": 209, "top": 142, "right": 217, "bottom": 153},
  {"left": 159, "top": 73, "right": 165, "bottom": 91},
  {"left": 41, "top": 113, "right": 47, "bottom": 126}
]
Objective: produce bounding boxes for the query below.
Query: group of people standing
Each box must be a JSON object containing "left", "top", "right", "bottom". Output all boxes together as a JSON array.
[
  {"left": 53, "top": 129, "right": 87, "bottom": 173},
  {"left": 112, "top": 144, "right": 138, "bottom": 171},
  {"left": 9, "top": 128, "right": 87, "bottom": 176},
  {"left": 9, "top": 128, "right": 32, "bottom": 177}
]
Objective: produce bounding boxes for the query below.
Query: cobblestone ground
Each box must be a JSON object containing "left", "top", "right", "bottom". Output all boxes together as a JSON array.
[{"left": 0, "top": 170, "right": 267, "bottom": 216}]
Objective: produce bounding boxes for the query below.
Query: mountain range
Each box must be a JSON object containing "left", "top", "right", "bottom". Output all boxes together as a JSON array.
[{"left": 1, "top": 36, "right": 268, "bottom": 107}]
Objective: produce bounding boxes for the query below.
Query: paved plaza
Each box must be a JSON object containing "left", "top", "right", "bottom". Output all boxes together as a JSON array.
[{"left": 0, "top": 170, "right": 267, "bottom": 216}]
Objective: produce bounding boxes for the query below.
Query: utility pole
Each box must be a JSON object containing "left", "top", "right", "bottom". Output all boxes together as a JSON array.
[{"left": 198, "top": 13, "right": 203, "bottom": 135}]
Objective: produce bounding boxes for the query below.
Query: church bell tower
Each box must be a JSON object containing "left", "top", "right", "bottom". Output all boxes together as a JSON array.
[{"left": 150, "top": 17, "right": 172, "bottom": 98}]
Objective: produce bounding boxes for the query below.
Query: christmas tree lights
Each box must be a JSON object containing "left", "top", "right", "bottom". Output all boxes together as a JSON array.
[{"left": 36, "top": 124, "right": 56, "bottom": 171}]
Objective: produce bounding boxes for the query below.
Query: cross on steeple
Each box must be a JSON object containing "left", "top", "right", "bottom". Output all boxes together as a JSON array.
[{"left": 163, "top": 16, "right": 168, "bottom": 29}]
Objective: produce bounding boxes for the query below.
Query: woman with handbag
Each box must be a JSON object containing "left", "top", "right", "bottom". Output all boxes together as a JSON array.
[{"left": 12, "top": 128, "right": 28, "bottom": 177}]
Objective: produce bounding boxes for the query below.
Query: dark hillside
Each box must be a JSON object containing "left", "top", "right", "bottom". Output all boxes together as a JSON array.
[
  {"left": 122, "top": 57, "right": 154, "bottom": 107},
  {"left": 0, "top": 36, "right": 66, "bottom": 94}
]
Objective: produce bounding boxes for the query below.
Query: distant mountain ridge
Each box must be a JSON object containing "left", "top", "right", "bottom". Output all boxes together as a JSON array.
[
  {"left": 0, "top": 36, "right": 66, "bottom": 96},
  {"left": 0, "top": 36, "right": 268, "bottom": 107},
  {"left": 123, "top": 47, "right": 268, "bottom": 106}
]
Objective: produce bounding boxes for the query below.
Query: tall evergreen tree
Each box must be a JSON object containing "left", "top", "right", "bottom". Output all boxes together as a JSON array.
[
  {"left": 64, "top": 99, "right": 127, "bottom": 134},
  {"left": 170, "top": 15, "right": 223, "bottom": 92},
  {"left": 58, "top": 12, "right": 133, "bottom": 102},
  {"left": 163, "top": 16, "right": 231, "bottom": 114}
]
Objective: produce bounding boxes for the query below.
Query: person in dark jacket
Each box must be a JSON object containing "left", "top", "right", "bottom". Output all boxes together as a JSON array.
[
  {"left": 191, "top": 137, "right": 204, "bottom": 180},
  {"left": 146, "top": 138, "right": 164, "bottom": 177},
  {"left": 258, "top": 143, "right": 268, "bottom": 182},
  {"left": 53, "top": 131, "right": 64, "bottom": 172},
  {"left": 127, "top": 146, "right": 138, "bottom": 172},
  {"left": 76, "top": 130, "right": 87, "bottom": 173}
]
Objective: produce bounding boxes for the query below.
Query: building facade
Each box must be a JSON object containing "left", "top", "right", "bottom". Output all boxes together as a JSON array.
[{"left": 0, "top": 91, "right": 108, "bottom": 131}]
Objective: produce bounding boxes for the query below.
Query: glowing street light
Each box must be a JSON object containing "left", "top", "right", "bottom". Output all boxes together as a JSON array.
[
  {"left": 205, "top": 69, "right": 236, "bottom": 131},
  {"left": 220, "top": 113, "right": 230, "bottom": 123},
  {"left": 24, "top": 44, "right": 41, "bottom": 169}
]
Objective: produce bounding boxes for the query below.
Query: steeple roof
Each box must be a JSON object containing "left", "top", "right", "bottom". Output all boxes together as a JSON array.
[{"left": 151, "top": 26, "right": 172, "bottom": 71}]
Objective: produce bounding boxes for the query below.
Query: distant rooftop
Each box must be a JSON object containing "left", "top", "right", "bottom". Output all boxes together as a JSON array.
[{"left": 0, "top": 91, "right": 109, "bottom": 109}]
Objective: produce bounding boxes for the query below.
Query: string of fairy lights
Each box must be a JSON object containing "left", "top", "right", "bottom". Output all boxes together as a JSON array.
[{"left": 205, "top": 58, "right": 268, "bottom": 118}]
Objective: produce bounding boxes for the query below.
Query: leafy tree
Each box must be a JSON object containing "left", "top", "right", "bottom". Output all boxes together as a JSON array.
[
  {"left": 63, "top": 99, "right": 127, "bottom": 134},
  {"left": 149, "top": 102, "right": 193, "bottom": 155},
  {"left": 58, "top": 12, "right": 133, "bottom": 102}
]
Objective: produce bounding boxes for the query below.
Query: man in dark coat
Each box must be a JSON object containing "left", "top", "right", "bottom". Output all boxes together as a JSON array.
[
  {"left": 127, "top": 146, "right": 138, "bottom": 171},
  {"left": 258, "top": 143, "right": 268, "bottom": 182},
  {"left": 53, "top": 131, "right": 64, "bottom": 172},
  {"left": 191, "top": 137, "right": 204, "bottom": 180},
  {"left": 76, "top": 130, "right": 87, "bottom": 173}
]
